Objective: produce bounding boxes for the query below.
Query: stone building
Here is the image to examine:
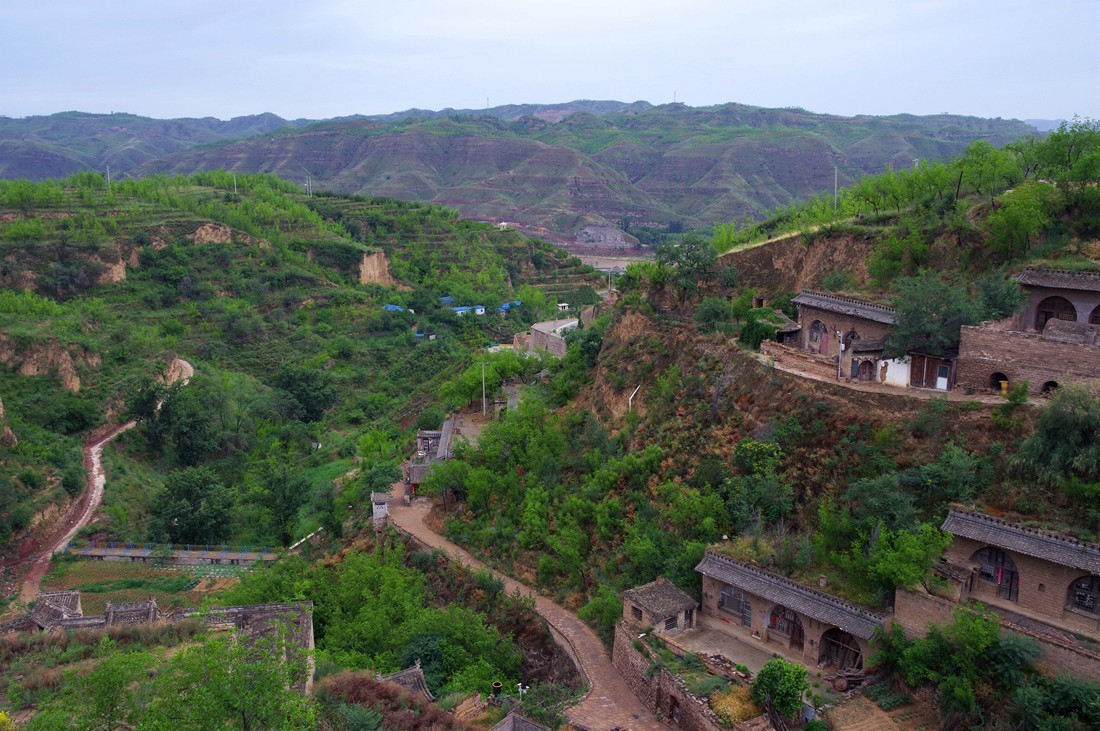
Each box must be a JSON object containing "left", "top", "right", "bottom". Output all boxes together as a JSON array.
[
  {"left": 622, "top": 577, "right": 698, "bottom": 638},
  {"left": 791, "top": 291, "right": 898, "bottom": 383},
  {"left": 956, "top": 268, "right": 1100, "bottom": 395},
  {"left": 940, "top": 508, "right": 1100, "bottom": 637},
  {"left": 1016, "top": 268, "right": 1100, "bottom": 331},
  {"left": 695, "top": 549, "right": 886, "bottom": 672},
  {"left": 526, "top": 318, "right": 578, "bottom": 358},
  {"left": 490, "top": 710, "right": 550, "bottom": 731}
]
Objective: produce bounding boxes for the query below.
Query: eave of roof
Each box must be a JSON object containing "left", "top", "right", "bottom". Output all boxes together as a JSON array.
[
  {"left": 942, "top": 508, "right": 1100, "bottom": 575},
  {"left": 695, "top": 550, "right": 886, "bottom": 640},
  {"left": 792, "top": 291, "right": 896, "bottom": 325},
  {"left": 623, "top": 578, "right": 697, "bottom": 618},
  {"left": 1017, "top": 267, "right": 1100, "bottom": 293}
]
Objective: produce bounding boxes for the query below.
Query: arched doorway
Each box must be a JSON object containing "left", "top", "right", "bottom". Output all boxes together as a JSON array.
[
  {"left": 1091, "top": 305, "right": 1100, "bottom": 325},
  {"left": 1068, "top": 576, "right": 1100, "bottom": 615},
  {"left": 1035, "top": 296, "right": 1077, "bottom": 330},
  {"left": 719, "top": 587, "right": 753, "bottom": 628},
  {"left": 819, "top": 628, "right": 864, "bottom": 671},
  {"left": 843, "top": 330, "right": 861, "bottom": 349},
  {"left": 972, "top": 547, "right": 1019, "bottom": 602},
  {"left": 769, "top": 605, "right": 804, "bottom": 652},
  {"left": 990, "top": 372, "right": 1008, "bottom": 392},
  {"left": 808, "top": 320, "right": 828, "bottom": 356},
  {"left": 856, "top": 360, "right": 875, "bottom": 381},
  {"left": 1041, "top": 381, "right": 1060, "bottom": 395}
]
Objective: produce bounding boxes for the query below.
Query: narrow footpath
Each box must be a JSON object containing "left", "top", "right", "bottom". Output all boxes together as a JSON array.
[{"left": 388, "top": 483, "right": 666, "bottom": 731}]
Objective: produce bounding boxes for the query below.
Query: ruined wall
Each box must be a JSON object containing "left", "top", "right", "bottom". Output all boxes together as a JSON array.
[
  {"left": 759, "top": 341, "right": 837, "bottom": 381},
  {"left": 612, "top": 622, "right": 726, "bottom": 731},
  {"left": 956, "top": 325, "right": 1100, "bottom": 394}
]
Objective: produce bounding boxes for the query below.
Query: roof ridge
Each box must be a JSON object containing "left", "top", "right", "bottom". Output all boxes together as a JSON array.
[
  {"left": 947, "top": 508, "right": 1100, "bottom": 553},
  {"left": 797, "top": 290, "right": 896, "bottom": 313},
  {"left": 703, "top": 549, "right": 885, "bottom": 619}
]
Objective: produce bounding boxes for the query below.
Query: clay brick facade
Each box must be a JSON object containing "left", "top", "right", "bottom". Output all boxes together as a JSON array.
[
  {"left": 956, "top": 324, "right": 1100, "bottom": 395},
  {"left": 1017, "top": 268, "right": 1100, "bottom": 331},
  {"left": 527, "top": 318, "right": 578, "bottom": 358},
  {"left": 792, "top": 291, "right": 896, "bottom": 381},
  {"left": 695, "top": 550, "right": 884, "bottom": 673},
  {"left": 622, "top": 577, "right": 698, "bottom": 639}
]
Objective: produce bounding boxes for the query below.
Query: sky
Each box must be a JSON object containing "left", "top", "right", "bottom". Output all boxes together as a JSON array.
[{"left": 4, "top": 0, "right": 1098, "bottom": 122}]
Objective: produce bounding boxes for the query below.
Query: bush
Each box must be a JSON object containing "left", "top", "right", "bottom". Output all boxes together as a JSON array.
[{"left": 686, "top": 673, "right": 729, "bottom": 698}]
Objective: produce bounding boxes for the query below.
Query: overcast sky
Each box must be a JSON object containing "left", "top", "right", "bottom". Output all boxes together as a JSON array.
[{"left": 4, "top": 0, "right": 1097, "bottom": 122}]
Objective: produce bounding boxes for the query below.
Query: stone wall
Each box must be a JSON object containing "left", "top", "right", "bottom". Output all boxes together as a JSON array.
[
  {"left": 759, "top": 341, "right": 838, "bottom": 381},
  {"left": 612, "top": 622, "right": 727, "bottom": 731},
  {"left": 956, "top": 325, "right": 1100, "bottom": 395}
]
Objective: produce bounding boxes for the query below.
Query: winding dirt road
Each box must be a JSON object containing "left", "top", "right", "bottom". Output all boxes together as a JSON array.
[
  {"left": 388, "top": 483, "right": 666, "bottom": 731},
  {"left": 10, "top": 359, "right": 193, "bottom": 603}
]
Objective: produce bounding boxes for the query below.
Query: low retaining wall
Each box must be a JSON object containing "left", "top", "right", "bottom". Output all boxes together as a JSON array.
[
  {"left": 612, "top": 622, "right": 767, "bottom": 731},
  {"left": 760, "top": 341, "right": 839, "bottom": 381}
]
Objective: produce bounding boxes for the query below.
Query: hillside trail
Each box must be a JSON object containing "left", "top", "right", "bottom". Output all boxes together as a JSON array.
[
  {"left": 13, "top": 359, "right": 193, "bottom": 604},
  {"left": 388, "top": 480, "right": 667, "bottom": 731}
]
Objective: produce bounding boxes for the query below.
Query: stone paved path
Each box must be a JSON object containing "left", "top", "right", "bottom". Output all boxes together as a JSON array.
[{"left": 389, "top": 485, "right": 667, "bottom": 731}]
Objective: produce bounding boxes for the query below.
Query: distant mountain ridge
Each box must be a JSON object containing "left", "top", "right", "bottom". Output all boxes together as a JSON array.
[{"left": 0, "top": 101, "right": 1038, "bottom": 244}]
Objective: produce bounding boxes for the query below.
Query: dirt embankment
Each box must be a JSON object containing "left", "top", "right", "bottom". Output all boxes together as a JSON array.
[
  {"left": 584, "top": 307, "right": 1014, "bottom": 502},
  {"left": 720, "top": 232, "right": 878, "bottom": 295},
  {"left": 0, "top": 333, "right": 100, "bottom": 393}
]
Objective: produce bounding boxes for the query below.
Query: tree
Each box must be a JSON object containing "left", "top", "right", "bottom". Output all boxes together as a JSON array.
[
  {"left": 752, "top": 657, "right": 807, "bottom": 718},
  {"left": 695, "top": 297, "right": 731, "bottom": 332},
  {"left": 151, "top": 467, "right": 234, "bottom": 545},
  {"left": 142, "top": 631, "right": 314, "bottom": 731},
  {"left": 986, "top": 182, "right": 1055, "bottom": 261},
  {"left": 1012, "top": 384, "right": 1100, "bottom": 486},
  {"left": 271, "top": 364, "right": 337, "bottom": 422},
  {"left": 244, "top": 445, "right": 311, "bottom": 545},
  {"left": 887, "top": 272, "right": 979, "bottom": 357},
  {"left": 866, "top": 523, "right": 952, "bottom": 592},
  {"left": 656, "top": 232, "right": 717, "bottom": 305}
]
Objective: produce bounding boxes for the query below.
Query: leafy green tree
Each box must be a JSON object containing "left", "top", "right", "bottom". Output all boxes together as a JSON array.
[
  {"left": 866, "top": 523, "right": 951, "bottom": 592},
  {"left": 975, "top": 271, "right": 1024, "bottom": 321},
  {"left": 1012, "top": 384, "right": 1100, "bottom": 486},
  {"left": 151, "top": 467, "right": 233, "bottom": 545},
  {"left": 142, "top": 631, "right": 314, "bottom": 731},
  {"left": 244, "top": 445, "right": 311, "bottom": 545},
  {"left": 752, "top": 657, "right": 807, "bottom": 718},
  {"left": 271, "top": 364, "right": 337, "bottom": 422},
  {"left": 694, "top": 297, "right": 731, "bottom": 332},
  {"left": 887, "top": 273, "right": 979, "bottom": 356},
  {"left": 27, "top": 638, "right": 152, "bottom": 731},
  {"left": 986, "top": 182, "right": 1055, "bottom": 261},
  {"left": 656, "top": 232, "right": 717, "bottom": 305}
]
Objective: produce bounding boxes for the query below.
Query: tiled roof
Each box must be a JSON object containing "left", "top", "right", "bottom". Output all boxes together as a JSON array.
[
  {"left": 849, "top": 337, "right": 887, "bottom": 353},
  {"left": 623, "top": 577, "right": 697, "bottom": 619},
  {"left": 793, "top": 291, "right": 896, "bottom": 325},
  {"left": 531, "top": 318, "right": 579, "bottom": 335},
  {"left": 1017, "top": 267, "right": 1100, "bottom": 292},
  {"left": 491, "top": 711, "right": 550, "bottom": 731},
  {"left": 942, "top": 508, "right": 1100, "bottom": 574},
  {"left": 378, "top": 663, "right": 435, "bottom": 702},
  {"left": 695, "top": 551, "right": 886, "bottom": 640}
]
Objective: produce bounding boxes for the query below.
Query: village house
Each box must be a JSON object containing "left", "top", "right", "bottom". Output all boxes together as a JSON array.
[
  {"left": 956, "top": 268, "right": 1100, "bottom": 395},
  {"left": 378, "top": 661, "right": 435, "bottom": 703},
  {"left": 408, "top": 420, "right": 454, "bottom": 493},
  {"left": 791, "top": 290, "right": 900, "bottom": 384},
  {"left": 938, "top": 508, "right": 1100, "bottom": 637},
  {"left": 622, "top": 577, "right": 698, "bottom": 638},
  {"left": 695, "top": 549, "right": 886, "bottom": 673},
  {"left": 513, "top": 318, "right": 578, "bottom": 358}
]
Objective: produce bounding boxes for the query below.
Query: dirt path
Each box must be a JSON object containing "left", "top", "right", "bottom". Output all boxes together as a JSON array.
[
  {"left": 11, "top": 359, "right": 193, "bottom": 603},
  {"left": 16, "top": 420, "right": 135, "bottom": 602},
  {"left": 388, "top": 482, "right": 666, "bottom": 731}
]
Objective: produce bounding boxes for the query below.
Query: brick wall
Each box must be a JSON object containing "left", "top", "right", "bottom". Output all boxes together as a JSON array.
[
  {"left": 529, "top": 328, "right": 568, "bottom": 357},
  {"left": 956, "top": 325, "right": 1100, "bottom": 394}
]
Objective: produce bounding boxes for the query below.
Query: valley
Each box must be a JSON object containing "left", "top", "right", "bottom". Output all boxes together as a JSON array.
[{"left": 0, "top": 117, "right": 1097, "bottom": 730}]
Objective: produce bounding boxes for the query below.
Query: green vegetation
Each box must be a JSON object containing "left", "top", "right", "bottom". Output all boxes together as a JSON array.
[
  {"left": 751, "top": 657, "right": 807, "bottom": 719},
  {"left": 874, "top": 609, "right": 1100, "bottom": 729}
]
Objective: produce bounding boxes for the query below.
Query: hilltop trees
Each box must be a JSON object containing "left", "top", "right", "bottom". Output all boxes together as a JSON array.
[{"left": 151, "top": 467, "right": 233, "bottom": 545}]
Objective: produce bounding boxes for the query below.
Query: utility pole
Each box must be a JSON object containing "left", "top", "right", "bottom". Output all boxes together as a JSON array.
[
  {"left": 106, "top": 164, "right": 111, "bottom": 191},
  {"left": 833, "top": 166, "right": 838, "bottom": 211},
  {"left": 233, "top": 174, "right": 237, "bottom": 195},
  {"left": 836, "top": 331, "right": 844, "bottom": 381},
  {"left": 628, "top": 385, "right": 641, "bottom": 412},
  {"left": 481, "top": 362, "right": 487, "bottom": 417}
]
